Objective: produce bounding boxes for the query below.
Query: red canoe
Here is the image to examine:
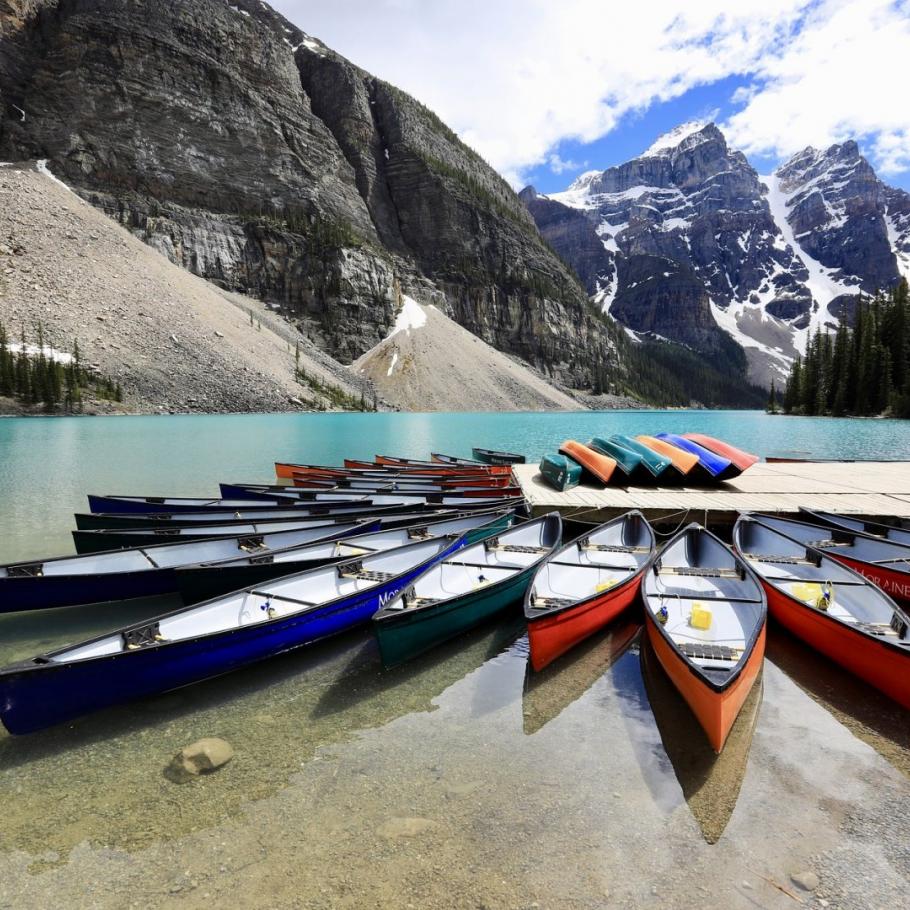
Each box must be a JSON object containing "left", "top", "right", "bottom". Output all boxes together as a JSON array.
[
  {"left": 682, "top": 434, "right": 759, "bottom": 472},
  {"left": 525, "top": 511, "right": 655, "bottom": 671},
  {"left": 733, "top": 515, "right": 910, "bottom": 710},
  {"left": 558, "top": 440, "right": 617, "bottom": 485}
]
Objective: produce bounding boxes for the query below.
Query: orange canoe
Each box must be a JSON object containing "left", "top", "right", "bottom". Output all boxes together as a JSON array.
[
  {"left": 636, "top": 435, "right": 700, "bottom": 475},
  {"left": 642, "top": 524, "right": 767, "bottom": 753},
  {"left": 682, "top": 434, "right": 759, "bottom": 472},
  {"left": 558, "top": 440, "right": 617, "bottom": 485}
]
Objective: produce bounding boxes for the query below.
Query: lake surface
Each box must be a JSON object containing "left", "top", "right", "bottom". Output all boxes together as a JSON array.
[{"left": 1, "top": 410, "right": 909, "bottom": 908}]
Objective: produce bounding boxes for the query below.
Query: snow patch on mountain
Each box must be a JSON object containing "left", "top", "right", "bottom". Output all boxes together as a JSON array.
[{"left": 642, "top": 120, "right": 712, "bottom": 158}]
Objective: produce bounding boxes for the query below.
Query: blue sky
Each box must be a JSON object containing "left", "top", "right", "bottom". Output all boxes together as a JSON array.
[{"left": 274, "top": 0, "right": 910, "bottom": 192}]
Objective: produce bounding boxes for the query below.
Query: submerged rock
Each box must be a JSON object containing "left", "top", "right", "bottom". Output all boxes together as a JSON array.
[
  {"left": 166, "top": 737, "right": 235, "bottom": 782},
  {"left": 790, "top": 870, "right": 819, "bottom": 892}
]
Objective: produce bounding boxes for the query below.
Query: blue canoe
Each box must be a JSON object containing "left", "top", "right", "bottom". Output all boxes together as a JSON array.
[
  {"left": 0, "top": 535, "right": 465, "bottom": 734},
  {"left": 86, "top": 493, "right": 372, "bottom": 515},
  {"left": 0, "top": 521, "right": 372, "bottom": 613},
  {"left": 655, "top": 433, "right": 739, "bottom": 480}
]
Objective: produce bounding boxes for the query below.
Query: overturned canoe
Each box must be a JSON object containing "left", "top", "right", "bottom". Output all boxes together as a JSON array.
[
  {"left": 525, "top": 511, "right": 655, "bottom": 671},
  {"left": 0, "top": 520, "right": 369, "bottom": 613},
  {"left": 743, "top": 513, "right": 910, "bottom": 606},
  {"left": 643, "top": 524, "right": 766, "bottom": 753},
  {"left": 635, "top": 435, "right": 712, "bottom": 483},
  {"left": 733, "top": 515, "right": 910, "bottom": 710},
  {"left": 655, "top": 433, "right": 739, "bottom": 480},
  {"left": 588, "top": 437, "right": 651, "bottom": 484},
  {"left": 611, "top": 435, "right": 676, "bottom": 480},
  {"left": 373, "top": 514, "right": 562, "bottom": 667},
  {"left": 174, "top": 511, "right": 517, "bottom": 605},
  {"left": 558, "top": 440, "right": 617, "bottom": 485},
  {"left": 682, "top": 434, "right": 759, "bottom": 472},
  {"left": 0, "top": 536, "right": 465, "bottom": 735},
  {"left": 539, "top": 454, "right": 582, "bottom": 491}
]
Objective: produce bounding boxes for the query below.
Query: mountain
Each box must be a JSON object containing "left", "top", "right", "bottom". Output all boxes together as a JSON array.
[
  {"left": 0, "top": 0, "right": 628, "bottom": 404},
  {"left": 523, "top": 122, "right": 910, "bottom": 386}
]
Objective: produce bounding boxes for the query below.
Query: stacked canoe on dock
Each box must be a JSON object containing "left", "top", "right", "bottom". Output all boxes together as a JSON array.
[{"left": 539, "top": 433, "right": 759, "bottom": 491}]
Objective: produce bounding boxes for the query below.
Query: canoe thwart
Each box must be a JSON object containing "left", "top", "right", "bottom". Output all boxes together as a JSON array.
[
  {"left": 578, "top": 540, "right": 650, "bottom": 554},
  {"left": 484, "top": 538, "right": 547, "bottom": 555}
]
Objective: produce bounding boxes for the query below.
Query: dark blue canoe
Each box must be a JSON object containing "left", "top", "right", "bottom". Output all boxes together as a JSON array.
[
  {"left": 655, "top": 433, "right": 739, "bottom": 480},
  {"left": 86, "top": 493, "right": 372, "bottom": 515},
  {"left": 0, "top": 521, "right": 372, "bottom": 613},
  {"left": 0, "top": 535, "right": 464, "bottom": 734}
]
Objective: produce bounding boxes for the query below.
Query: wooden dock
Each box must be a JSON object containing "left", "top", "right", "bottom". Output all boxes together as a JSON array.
[{"left": 513, "top": 461, "right": 910, "bottom": 527}]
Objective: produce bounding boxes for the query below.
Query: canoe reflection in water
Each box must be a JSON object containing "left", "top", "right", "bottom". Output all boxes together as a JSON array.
[
  {"left": 521, "top": 620, "right": 641, "bottom": 736},
  {"left": 640, "top": 637, "right": 764, "bottom": 844}
]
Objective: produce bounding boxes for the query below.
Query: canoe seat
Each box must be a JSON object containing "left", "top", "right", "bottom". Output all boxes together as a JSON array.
[
  {"left": 7, "top": 562, "right": 44, "bottom": 577},
  {"left": 487, "top": 543, "right": 547, "bottom": 555},
  {"left": 678, "top": 642, "right": 741, "bottom": 662},
  {"left": 744, "top": 552, "right": 820, "bottom": 567},
  {"left": 656, "top": 565, "right": 742, "bottom": 579},
  {"left": 122, "top": 622, "right": 164, "bottom": 650},
  {"left": 404, "top": 595, "right": 439, "bottom": 608},
  {"left": 249, "top": 553, "right": 275, "bottom": 565},
  {"left": 406, "top": 527, "right": 431, "bottom": 539},
  {"left": 579, "top": 541, "right": 649, "bottom": 554},
  {"left": 528, "top": 595, "right": 574, "bottom": 610},
  {"left": 153, "top": 528, "right": 181, "bottom": 536},
  {"left": 238, "top": 536, "right": 266, "bottom": 552},
  {"left": 339, "top": 568, "right": 395, "bottom": 583},
  {"left": 854, "top": 621, "right": 905, "bottom": 638}
]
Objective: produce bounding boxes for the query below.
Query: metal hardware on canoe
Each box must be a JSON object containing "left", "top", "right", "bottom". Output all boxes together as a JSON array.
[
  {"left": 7, "top": 563, "right": 44, "bottom": 578},
  {"left": 654, "top": 565, "right": 743, "bottom": 579},
  {"left": 237, "top": 535, "right": 266, "bottom": 552},
  {"left": 122, "top": 623, "right": 164, "bottom": 650},
  {"left": 406, "top": 526, "right": 431, "bottom": 539},
  {"left": 678, "top": 642, "right": 741, "bottom": 662}
]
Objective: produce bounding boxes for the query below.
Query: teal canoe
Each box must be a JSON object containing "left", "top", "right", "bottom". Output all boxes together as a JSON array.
[
  {"left": 588, "top": 437, "right": 649, "bottom": 483},
  {"left": 539, "top": 454, "right": 582, "bottom": 491},
  {"left": 373, "top": 513, "right": 563, "bottom": 666},
  {"left": 609, "top": 435, "right": 675, "bottom": 479}
]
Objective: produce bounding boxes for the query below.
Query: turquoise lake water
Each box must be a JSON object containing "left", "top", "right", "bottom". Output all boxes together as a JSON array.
[{"left": 3, "top": 409, "right": 910, "bottom": 562}]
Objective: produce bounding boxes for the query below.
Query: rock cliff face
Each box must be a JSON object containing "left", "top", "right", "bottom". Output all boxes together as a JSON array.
[
  {"left": 524, "top": 122, "right": 910, "bottom": 385},
  {"left": 0, "top": 0, "right": 622, "bottom": 389}
]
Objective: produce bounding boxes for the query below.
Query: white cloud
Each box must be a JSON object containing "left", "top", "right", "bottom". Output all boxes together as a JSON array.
[
  {"left": 723, "top": 0, "right": 910, "bottom": 175},
  {"left": 271, "top": 1, "right": 909, "bottom": 184},
  {"left": 548, "top": 154, "right": 586, "bottom": 175}
]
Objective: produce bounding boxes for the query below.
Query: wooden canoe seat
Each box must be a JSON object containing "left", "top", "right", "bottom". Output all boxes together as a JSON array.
[
  {"left": 580, "top": 541, "right": 649, "bottom": 554},
  {"left": 528, "top": 596, "right": 574, "bottom": 610},
  {"left": 678, "top": 642, "right": 741, "bottom": 662},
  {"left": 488, "top": 544, "right": 547, "bottom": 555},
  {"left": 7, "top": 562, "right": 44, "bottom": 578},
  {"left": 339, "top": 568, "right": 395, "bottom": 582},
  {"left": 743, "top": 552, "right": 816, "bottom": 565},
  {"left": 656, "top": 565, "right": 741, "bottom": 579}
]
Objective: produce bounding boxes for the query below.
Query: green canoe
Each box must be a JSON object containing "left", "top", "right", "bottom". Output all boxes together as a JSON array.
[
  {"left": 373, "top": 513, "right": 563, "bottom": 666},
  {"left": 588, "top": 437, "right": 649, "bottom": 483},
  {"left": 539, "top": 454, "right": 582, "bottom": 491},
  {"left": 609, "top": 435, "right": 674, "bottom": 479}
]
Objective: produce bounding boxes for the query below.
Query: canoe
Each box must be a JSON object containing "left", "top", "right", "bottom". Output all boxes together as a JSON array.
[
  {"left": 372, "top": 455, "right": 513, "bottom": 476},
  {"left": 732, "top": 515, "right": 910, "bottom": 709},
  {"left": 431, "top": 453, "right": 486, "bottom": 466},
  {"left": 472, "top": 448, "right": 526, "bottom": 465},
  {"left": 743, "top": 513, "right": 910, "bottom": 606},
  {"left": 525, "top": 511, "right": 655, "bottom": 671},
  {"left": 611, "top": 435, "right": 676, "bottom": 480},
  {"left": 373, "top": 513, "right": 562, "bottom": 666},
  {"left": 71, "top": 507, "right": 435, "bottom": 547},
  {"left": 280, "top": 461, "right": 506, "bottom": 479},
  {"left": 635, "top": 435, "right": 710, "bottom": 482},
  {"left": 539, "top": 454, "right": 582, "bottom": 491},
  {"left": 86, "top": 493, "right": 364, "bottom": 515},
  {"left": 642, "top": 524, "right": 766, "bottom": 753},
  {"left": 174, "top": 511, "right": 517, "bottom": 605},
  {"left": 0, "top": 520, "right": 369, "bottom": 613},
  {"left": 557, "top": 440, "right": 617, "bottom": 485},
  {"left": 681, "top": 434, "right": 759, "bottom": 472},
  {"left": 0, "top": 536, "right": 465, "bottom": 735},
  {"left": 655, "top": 433, "right": 739, "bottom": 480},
  {"left": 588, "top": 437, "right": 652, "bottom": 484},
  {"left": 221, "top": 483, "right": 524, "bottom": 503},
  {"left": 800, "top": 509, "right": 910, "bottom": 548},
  {"left": 290, "top": 475, "right": 514, "bottom": 491}
]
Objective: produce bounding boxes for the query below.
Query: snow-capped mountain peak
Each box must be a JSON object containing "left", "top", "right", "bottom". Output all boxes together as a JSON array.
[{"left": 641, "top": 119, "right": 715, "bottom": 157}]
